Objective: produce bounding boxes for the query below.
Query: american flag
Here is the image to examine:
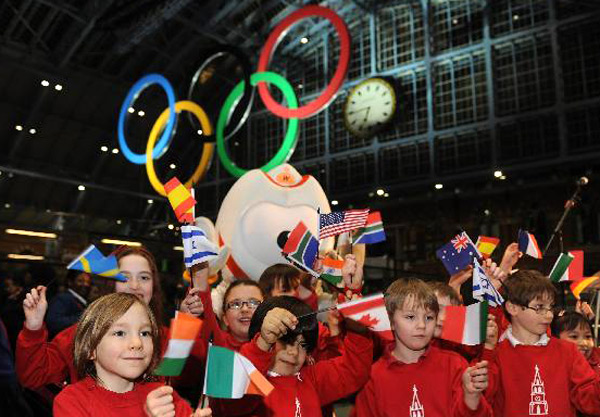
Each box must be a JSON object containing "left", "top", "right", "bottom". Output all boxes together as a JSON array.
[{"left": 318, "top": 209, "right": 369, "bottom": 239}]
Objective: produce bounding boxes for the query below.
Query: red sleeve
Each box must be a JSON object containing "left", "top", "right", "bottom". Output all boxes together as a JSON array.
[
  {"left": 449, "top": 355, "right": 493, "bottom": 417},
  {"left": 352, "top": 376, "right": 382, "bottom": 417},
  {"left": 239, "top": 334, "right": 273, "bottom": 375},
  {"left": 16, "top": 324, "right": 76, "bottom": 388},
  {"left": 568, "top": 342, "right": 600, "bottom": 414},
  {"left": 301, "top": 290, "right": 319, "bottom": 311},
  {"left": 306, "top": 330, "right": 373, "bottom": 406},
  {"left": 199, "top": 290, "right": 229, "bottom": 348},
  {"left": 313, "top": 323, "right": 343, "bottom": 362},
  {"left": 53, "top": 385, "right": 88, "bottom": 416},
  {"left": 483, "top": 348, "right": 503, "bottom": 413},
  {"left": 173, "top": 388, "right": 194, "bottom": 416}
]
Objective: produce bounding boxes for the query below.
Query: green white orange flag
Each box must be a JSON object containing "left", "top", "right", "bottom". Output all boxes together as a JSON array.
[
  {"left": 164, "top": 177, "right": 196, "bottom": 224},
  {"left": 320, "top": 258, "right": 344, "bottom": 286},
  {"left": 441, "top": 301, "right": 488, "bottom": 346},
  {"left": 475, "top": 236, "right": 500, "bottom": 259},
  {"left": 203, "top": 344, "right": 274, "bottom": 399},
  {"left": 155, "top": 312, "right": 202, "bottom": 376}
]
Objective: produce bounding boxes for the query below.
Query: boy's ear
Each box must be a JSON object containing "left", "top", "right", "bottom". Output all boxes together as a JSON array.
[{"left": 505, "top": 301, "right": 521, "bottom": 317}]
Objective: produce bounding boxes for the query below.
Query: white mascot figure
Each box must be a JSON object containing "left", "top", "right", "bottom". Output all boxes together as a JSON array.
[{"left": 215, "top": 163, "right": 334, "bottom": 282}]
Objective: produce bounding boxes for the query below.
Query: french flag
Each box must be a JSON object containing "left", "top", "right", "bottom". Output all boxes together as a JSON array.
[{"left": 518, "top": 229, "right": 543, "bottom": 259}]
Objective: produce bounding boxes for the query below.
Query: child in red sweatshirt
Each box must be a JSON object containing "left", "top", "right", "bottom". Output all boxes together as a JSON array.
[
  {"left": 485, "top": 270, "right": 600, "bottom": 416},
  {"left": 53, "top": 292, "right": 210, "bottom": 417},
  {"left": 212, "top": 294, "right": 373, "bottom": 417},
  {"left": 353, "top": 278, "right": 492, "bottom": 417}
]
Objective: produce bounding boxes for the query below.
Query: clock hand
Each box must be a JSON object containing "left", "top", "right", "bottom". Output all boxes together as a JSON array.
[{"left": 363, "top": 107, "right": 371, "bottom": 122}]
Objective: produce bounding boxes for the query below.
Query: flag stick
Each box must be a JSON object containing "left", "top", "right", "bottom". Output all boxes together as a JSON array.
[{"left": 295, "top": 305, "right": 337, "bottom": 320}]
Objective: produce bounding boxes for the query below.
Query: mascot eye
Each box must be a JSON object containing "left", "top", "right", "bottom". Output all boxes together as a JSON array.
[{"left": 277, "top": 231, "right": 290, "bottom": 249}]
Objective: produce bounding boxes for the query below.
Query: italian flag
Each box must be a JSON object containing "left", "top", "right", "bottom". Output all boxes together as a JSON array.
[
  {"left": 155, "top": 312, "right": 202, "bottom": 376},
  {"left": 321, "top": 258, "right": 344, "bottom": 286},
  {"left": 204, "top": 344, "right": 274, "bottom": 399},
  {"left": 441, "top": 301, "right": 488, "bottom": 346},
  {"left": 337, "top": 293, "right": 393, "bottom": 340}
]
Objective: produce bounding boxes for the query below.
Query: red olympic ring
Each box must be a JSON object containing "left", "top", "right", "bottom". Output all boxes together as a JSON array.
[{"left": 257, "top": 5, "right": 351, "bottom": 119}]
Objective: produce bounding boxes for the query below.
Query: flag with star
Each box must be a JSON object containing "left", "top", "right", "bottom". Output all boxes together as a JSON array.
[{"left": 436, "top": 231, "right": 481, "bottom": 275}]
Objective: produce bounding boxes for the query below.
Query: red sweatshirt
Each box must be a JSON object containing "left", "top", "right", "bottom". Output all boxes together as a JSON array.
[
  {"left": 486, "top": 337, "right": 600, "bottom": 416},
  {"left": 352, "top": 344, "right": 492, "bottom": 417},
  {"left": 53, "top": 376, "right": 191, "bottom": 416},
  {"left": 16, "top": 323, "right": 169, "bottom": 389},
  {"left": 213, "top": 331, "right": 372, "bottom": 417}
]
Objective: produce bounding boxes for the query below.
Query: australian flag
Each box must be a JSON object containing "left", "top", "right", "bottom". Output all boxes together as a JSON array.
[{"left": 436, "top": 231, "right": 480, "bottom": 275}]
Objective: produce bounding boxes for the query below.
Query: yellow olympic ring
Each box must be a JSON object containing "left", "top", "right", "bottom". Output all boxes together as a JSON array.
[{"left": 146, "top": 100, "right": 214, "bottom": 196}]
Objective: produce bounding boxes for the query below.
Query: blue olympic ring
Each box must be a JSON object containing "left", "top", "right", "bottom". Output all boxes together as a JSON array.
[{"left": 118, "top": 74, "right": 177, "bottom": 165}]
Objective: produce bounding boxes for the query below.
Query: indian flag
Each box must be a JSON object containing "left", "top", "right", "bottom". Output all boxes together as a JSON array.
[
  {"left": 475, "top": 236, "right": 500, "bottom": 259},
  {"left": 321, "top": 258, "right": 343, "bottom": 286},
  {"left": 441, "top": 301, "right": 488, "bottom": 346},
  {"left": 155, "top": 312, "right": 202, "bottom": 376},
  {"left": 203, "top": 344, "right": 274, "bottom": 399}
]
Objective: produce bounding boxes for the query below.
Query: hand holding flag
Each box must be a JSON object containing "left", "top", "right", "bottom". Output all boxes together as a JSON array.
[{"left": 472, "top": 258, "right": 504, "bottom": 307}]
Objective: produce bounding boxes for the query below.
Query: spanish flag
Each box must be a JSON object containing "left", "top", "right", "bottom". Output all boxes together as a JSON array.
[
  {"left": 164, "top": 177, "right": 196, "bottom": 223},
  {"left": 475, "top": 236, "right": 500, "bottom": 259}
]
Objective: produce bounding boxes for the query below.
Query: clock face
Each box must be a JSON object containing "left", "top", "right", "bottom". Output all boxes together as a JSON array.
[{"left": 343, "top": 78, "right": 396, "bottom": 137}]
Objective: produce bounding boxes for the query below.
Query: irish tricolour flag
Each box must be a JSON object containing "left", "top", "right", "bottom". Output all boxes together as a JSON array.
[
  {"left": 354, "top": 211, "right": 386, "bottom": 245},
  {"left": 441, "top": 301, "right": 488, "bottom": 346},
  {"left": 337, "top": 293, "right": 393, "bottom": 340},
  {"left": 155, "top": 312, "right": 202, "bottom": 376},
  {"left": 321, "top": 258, "right": 344, "bottom": 286},
  {"left": 203, "top": 344, "right": 274, "bottom": 399}
]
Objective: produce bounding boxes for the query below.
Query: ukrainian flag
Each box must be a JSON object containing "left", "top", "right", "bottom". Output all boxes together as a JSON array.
[{"left": 67, "top": 245, "right": 126, "bottom": 281}]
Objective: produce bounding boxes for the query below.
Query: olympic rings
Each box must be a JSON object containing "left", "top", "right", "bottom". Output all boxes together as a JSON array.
[
  {"left": 187, "top": 45, "right": 254, "bottom": 141},
  {"left": 146, "top": 101, "right": 214, "bottom": 196},
  {"left": 216, "top": 72, "right": 299, "bottom": 178},
  {"left": 257, "top": 5, "right": 350, "bottom": 119},
  {"left": 118, "top": 74, "right": 177, "bottom": 164}
]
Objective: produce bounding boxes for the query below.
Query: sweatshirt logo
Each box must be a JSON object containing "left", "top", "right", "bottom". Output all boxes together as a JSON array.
[
  {"left": 410, "top": 385, "right": 424, "bottom": 417},
  {"left": 529, "top": 365, "right": 548, "bottom": 415}
]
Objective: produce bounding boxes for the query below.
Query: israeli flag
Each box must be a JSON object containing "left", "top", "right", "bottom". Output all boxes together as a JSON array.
[
  {"left": 472, "top": 257, "right": 504, "bottom": 307},
  {"left": 181, "top": 225, "right": 218, "bottom": 268}
]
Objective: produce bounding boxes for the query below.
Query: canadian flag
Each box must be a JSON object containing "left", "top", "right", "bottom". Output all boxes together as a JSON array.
[{"left": 337, "top": 293, "right": 393, "bottom": 340}]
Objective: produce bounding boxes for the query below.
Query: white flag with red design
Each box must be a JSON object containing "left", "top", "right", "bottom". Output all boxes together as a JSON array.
[{"left": 337, "top": 293, "right": 393, "bottom": 340}]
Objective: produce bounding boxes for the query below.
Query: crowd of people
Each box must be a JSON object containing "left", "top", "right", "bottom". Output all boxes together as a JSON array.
[{"left": 1, "top": 239, "right": 599, "bottom": 416}]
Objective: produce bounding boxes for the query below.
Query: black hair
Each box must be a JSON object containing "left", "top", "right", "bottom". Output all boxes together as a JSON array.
[
  {"left": 248, "top": 296, "right": 319, "bottom": 353},
  {"left": 551, "top": 311, "right": 593, "bottom": 337},
  {"left": 222, "top": 280, "right": 265, "bottom": 314}
]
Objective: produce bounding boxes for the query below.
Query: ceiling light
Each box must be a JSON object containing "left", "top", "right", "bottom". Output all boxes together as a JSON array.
[
  {"left": 41, "top": 80, "right": 50, "bottom": 87},
  {"left": 435, "top": 183, "right": 443, "bottom": 190},
  {"left": 513, "top": 14, "right": 519, "bottom": 20},
  {"left": 331, "top": 200, "right": 339, "bottom": 206},
  {"left": 116, "top": 219, "right": 122, "bottom": 225},
  {"left": 169, "top": 163, "right": 176, "bottom": 169},
  {"left": 112, "top": 148, "right": 119, "bottom": 154},
  {"left": 298, "top": 83, "right": 303, "bottom": 89},
  {"left": 500, "top": 175, "right": 507, "bottom": 180},
  {"left": 384, "top": 193, "right": 389, "bottom": 197},
  {"left": 29, "top": 128, "right": 36, "bottom": 134},
  {"left": 8, "top": 254, "right": 44, "bottom": 261},
  {"left": 300, "top": 37, "right": 309, "bottom": 44},
  {"left": 197, "top": 129, "right": 203, "bottom": 135},
  {"left": 173, "top": 246, "right": 184, "bottom": 251},
  {"left": 137, "top": 110, "right": 145, "bottom": 117},
  {"left": 147, "top": 199, "right": 153, "bottom": 204},
  {"left": 168, "top": 224, "right": 174, "bottom": 230},
  {"left": 15, "top": 125, "right": 23, "bottom": 131},
  {"left": 100, "top": 146, "right": 108, "bottom": 152},
  {"left": 5, "top": 228, "right": 57, "bottom": 239},
  {"left": 78, "top": 185, "right": 86, "bottom": 191},
  {"left": 376, "top": 189, "right": 385, "bottom": 196},
  {"left": 494, "top": 170, "right": 503, "bottom": 178},
  {"left": 101, "top": 238, "right": 141, "bottom": 247},
  {"left": 4, "top": 203, "right": 10, "bottom": 209},
  {"left": 54, "top": 84, "right": 63, "bottom": 91},
  {"left": 128, "top": 107, "right": 135, "bottom": 114},
  {"left": 452, "top": 18, "right": 458, "bottom": 25}
]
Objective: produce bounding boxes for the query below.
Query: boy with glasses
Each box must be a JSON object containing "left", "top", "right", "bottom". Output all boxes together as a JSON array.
[{"left": 485, "top": 270, "right": 600, "bottom": 416}]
